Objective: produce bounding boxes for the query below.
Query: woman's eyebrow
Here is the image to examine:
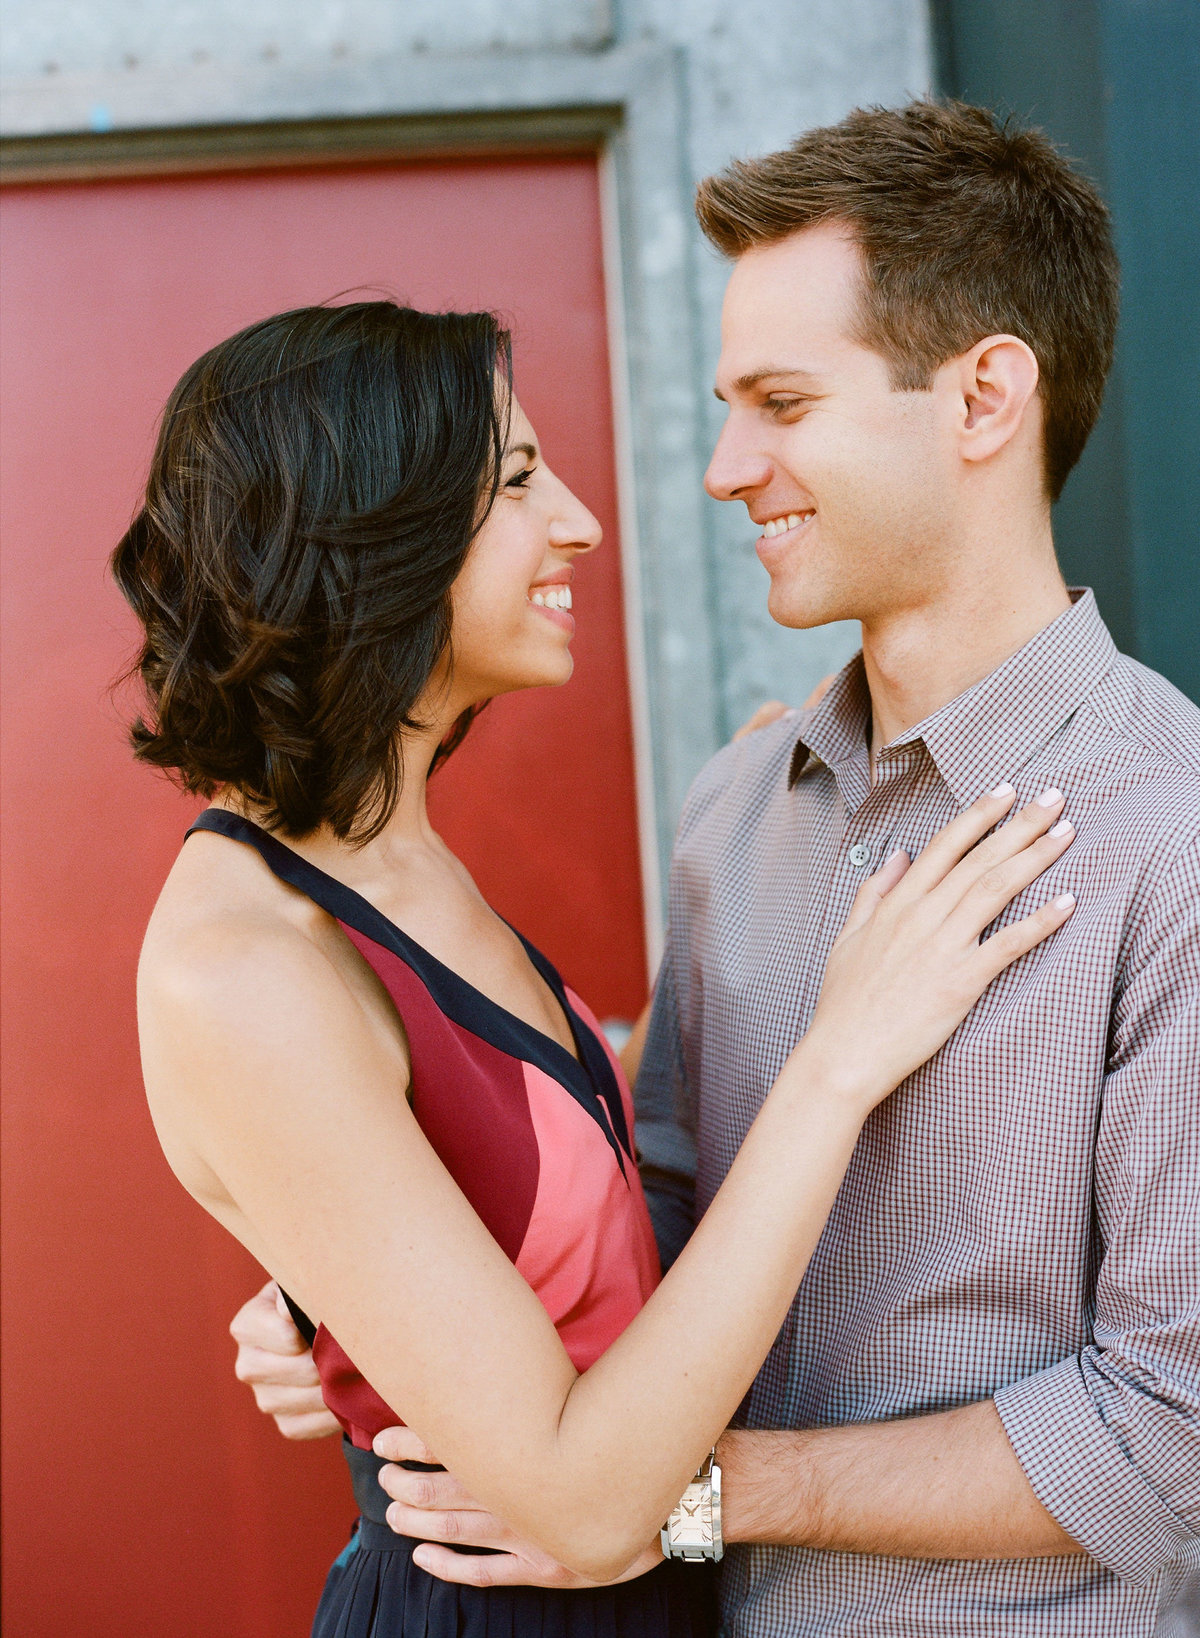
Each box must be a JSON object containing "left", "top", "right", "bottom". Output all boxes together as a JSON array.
[{"left": 505, "top": 441, "right": 538, "bottom": 460}]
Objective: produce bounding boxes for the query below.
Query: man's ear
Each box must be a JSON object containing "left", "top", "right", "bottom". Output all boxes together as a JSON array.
[{"left": 953, "top": 335, "right": 1040, "bottom": 467}]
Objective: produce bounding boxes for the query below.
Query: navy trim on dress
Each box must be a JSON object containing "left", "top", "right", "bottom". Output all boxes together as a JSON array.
[{"left": 185, "top": 809, "right": 632, "bottom": 1174}]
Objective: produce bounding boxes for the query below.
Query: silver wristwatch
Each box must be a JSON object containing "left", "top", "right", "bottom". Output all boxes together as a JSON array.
[{"left": 660, "top": 1448, "right": 724, "bottom": 1562}]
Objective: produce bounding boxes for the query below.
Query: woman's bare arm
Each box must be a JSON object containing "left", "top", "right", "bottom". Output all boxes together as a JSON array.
[{"left": 141, "top": 786, "right": 1073, "bottom": 1580}]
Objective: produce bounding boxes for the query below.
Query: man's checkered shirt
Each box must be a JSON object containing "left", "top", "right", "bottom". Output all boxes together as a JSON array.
[{"left": 635, "top": 592, "right": 1200, "bottom": 1637}]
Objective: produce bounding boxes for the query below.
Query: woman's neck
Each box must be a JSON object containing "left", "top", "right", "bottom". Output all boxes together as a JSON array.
[{"left": 218, "top": 707, "right": 460, "bottom": 887}]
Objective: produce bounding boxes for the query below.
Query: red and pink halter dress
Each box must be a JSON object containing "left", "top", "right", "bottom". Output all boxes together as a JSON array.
[{"left": 185, "top": 810, "right": 714, "bottom": 1638}]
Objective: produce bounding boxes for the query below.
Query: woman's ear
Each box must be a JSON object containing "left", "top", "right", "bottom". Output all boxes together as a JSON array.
[{"left": 954, "top": 334, "right": 1041, "bottom": 467}]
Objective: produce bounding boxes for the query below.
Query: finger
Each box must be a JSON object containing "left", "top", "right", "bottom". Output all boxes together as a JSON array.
[
  {"left": 374, "top": 1426, "right": 439, "bottom": 1464},
  {"left": 930, "top": 789, "right": 1068, "bottom": 916},
  {"left": 887, "top": 784, "right": 1020, "bottom": 901},
  {"left": 409, "top": 1544, "right": 550, "bottom": 1589},
  {"left": 275, "top": 1409, "right": 341, "bottom": 1441},
  {"left": 732, "top": 700, "right": 791, "bottom": 741},
  {"left": 234, "top": 1343, "right": 321, "bottom": 1388},
  {"left": 377, "top": 1464, "right": 478, "bottom": 1512},
  {"left": 976, "top": 890, "right": 1076, "bottom": 980},
  {"left": 251, "top": 1381, "right": 328, "bottom": 1417},
  {"left": 944, "top": 820, "right": 1075, "bottom": 940},
  {"left": 837, "top": 848, "right": 911, "bottom": 937},
  {"left": 230, "top": 1284, "right": 308, "bottom": 1355},
  {"left": 384, "top": 1502, "right": 508, "bottom": 1549}
]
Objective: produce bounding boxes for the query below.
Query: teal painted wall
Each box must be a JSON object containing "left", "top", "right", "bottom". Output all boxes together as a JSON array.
[{"left": 933, "top": 0, "right": 1199, "bottom": 700}]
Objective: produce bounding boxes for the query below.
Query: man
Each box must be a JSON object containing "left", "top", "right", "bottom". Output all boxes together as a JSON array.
[{"left": 233, "top": 101, "right": 1200, "bottom": 1634}]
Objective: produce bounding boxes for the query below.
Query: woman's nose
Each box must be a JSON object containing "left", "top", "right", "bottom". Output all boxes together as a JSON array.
[{"left": 549, "top": 483, "right": 602, "bottom": 555}]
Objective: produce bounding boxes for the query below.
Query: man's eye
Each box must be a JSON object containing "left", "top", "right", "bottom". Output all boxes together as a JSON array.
[
  {"left": 766, "top": 398, "right": 805, "bottom": 416},
  {"left": 506, "top": 467, "right": 536, "bottom": 489}
]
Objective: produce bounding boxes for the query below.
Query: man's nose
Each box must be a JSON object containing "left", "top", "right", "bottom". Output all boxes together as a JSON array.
[{"left": 704, "top": 417, "right": 773, "bottom": 502}]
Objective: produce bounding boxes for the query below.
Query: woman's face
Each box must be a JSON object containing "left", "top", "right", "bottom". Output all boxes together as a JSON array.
[{"left": 444, "top": 399, "right": 602, "bottom": 707}]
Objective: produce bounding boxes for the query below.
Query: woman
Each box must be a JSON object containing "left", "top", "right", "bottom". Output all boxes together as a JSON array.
[{"left": 116, "top": 301, "right": 1075, "bottom": 1637}]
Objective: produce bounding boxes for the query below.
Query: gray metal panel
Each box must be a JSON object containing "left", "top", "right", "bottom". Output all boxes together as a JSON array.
[
  {"left": 1098, "top": 0, "right": 1200, "bottom": 701},
  {"left": 934, "top": 0, "right": 1200, "bottom": 701}
]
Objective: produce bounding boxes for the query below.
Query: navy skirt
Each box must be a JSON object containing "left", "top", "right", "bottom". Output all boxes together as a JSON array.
[{"left": 312, "top": 1442, "right": 717, "bottom": 1638}]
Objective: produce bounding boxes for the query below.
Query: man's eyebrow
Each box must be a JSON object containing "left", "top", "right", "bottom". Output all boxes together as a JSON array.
[{"left": 713, "top": 367, "right": 824, "bottom": 401}]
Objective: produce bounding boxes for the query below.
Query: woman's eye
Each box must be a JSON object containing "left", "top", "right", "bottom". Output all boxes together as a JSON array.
[{"left": 506, "top": 467, "right": 536, "bottom": 489}]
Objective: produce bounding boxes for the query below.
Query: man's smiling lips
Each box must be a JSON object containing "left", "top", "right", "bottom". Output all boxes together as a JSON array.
[{"left": 754, "top": 509, "right": 816, "bottom": 568}]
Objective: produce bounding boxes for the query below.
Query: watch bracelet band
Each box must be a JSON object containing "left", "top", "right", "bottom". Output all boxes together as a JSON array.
[{"left": 660, "top": 1448, "right": 724, "bottom": 1562}]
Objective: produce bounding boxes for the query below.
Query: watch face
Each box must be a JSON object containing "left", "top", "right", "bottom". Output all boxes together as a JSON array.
[{"left": 672, "top": 1487, "right": 713, "bottom": 1544}]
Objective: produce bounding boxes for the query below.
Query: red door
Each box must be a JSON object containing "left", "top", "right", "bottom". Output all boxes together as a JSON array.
[{"left": 1, "top": 154, "right": 646, "bottom": 1637}]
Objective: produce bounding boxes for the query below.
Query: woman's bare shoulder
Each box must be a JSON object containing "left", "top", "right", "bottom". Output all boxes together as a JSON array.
[
  {"left": 139, "top": 833, "right": 414, "bottom": 1207},
  {"left": 141, "top": 831, "right": 334, "bottom": 1015},
  {"left": 136, "top": 830, "right": 396, "bottom": 1132}
]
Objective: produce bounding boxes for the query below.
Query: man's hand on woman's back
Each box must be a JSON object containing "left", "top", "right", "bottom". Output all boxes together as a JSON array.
[{"left": 230, "top": 1280, "right": 339, "bottom": 1440}]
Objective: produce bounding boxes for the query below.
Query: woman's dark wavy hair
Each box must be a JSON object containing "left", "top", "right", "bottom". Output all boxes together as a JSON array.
[{"left": 112, "top": 300, "right": 512, "bottom": 843}]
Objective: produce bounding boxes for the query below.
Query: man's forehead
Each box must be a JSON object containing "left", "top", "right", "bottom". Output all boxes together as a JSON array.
[{"left": 716, "top": 233, "right": 864, "bottom": 392}]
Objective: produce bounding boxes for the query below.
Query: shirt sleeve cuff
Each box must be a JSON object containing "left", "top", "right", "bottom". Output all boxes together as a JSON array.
[{"left": 994, "top": 1353, "right": 1191, "bottom": 1583}]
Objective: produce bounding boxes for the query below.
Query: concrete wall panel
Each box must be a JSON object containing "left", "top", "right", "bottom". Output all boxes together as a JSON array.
[{"left": 1, "top": 0, "right": 613, "bottom": 78}]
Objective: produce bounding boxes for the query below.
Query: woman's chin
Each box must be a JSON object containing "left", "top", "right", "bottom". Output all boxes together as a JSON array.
[{"left": 483, "top": 653, "right": 575, "bottom": 696}]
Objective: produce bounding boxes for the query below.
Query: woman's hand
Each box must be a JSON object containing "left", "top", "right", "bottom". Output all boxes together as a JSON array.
[
  {"left": 802, "top": 784, "right": 1075, "bottom": 1109},
  {"left": 229, "top": 1281, "right": 339, "bottom": 1440}
]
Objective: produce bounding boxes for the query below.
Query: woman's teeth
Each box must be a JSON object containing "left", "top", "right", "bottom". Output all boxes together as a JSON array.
[
  {"left": 761, "top": 511, "right": 815, "bottom": 538},
  {"left": 529, "top": 585, "right": 573, "bottom": 610}
]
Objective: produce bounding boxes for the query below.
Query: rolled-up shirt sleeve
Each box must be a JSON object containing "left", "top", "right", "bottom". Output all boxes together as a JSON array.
[{"left": 995, "top": 833, "right": 1200, "bottom": 1583}]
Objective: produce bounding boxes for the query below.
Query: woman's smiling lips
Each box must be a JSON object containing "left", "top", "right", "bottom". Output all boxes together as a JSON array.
[
  {"left": 527, "top": 568, "right": 575, "bottom": 632},
  {"left": 754, "top": 508, "right": 815, "bottom": 568}
]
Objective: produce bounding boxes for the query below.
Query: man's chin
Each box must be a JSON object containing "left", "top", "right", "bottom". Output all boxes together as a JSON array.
[{"left": 765, "top": 580, "right": 852, "bottom": 631}]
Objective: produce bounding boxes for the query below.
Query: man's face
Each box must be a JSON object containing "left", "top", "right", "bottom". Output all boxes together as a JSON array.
[{"left": 706, "top": 222, "right": 959, "bottom": 630}]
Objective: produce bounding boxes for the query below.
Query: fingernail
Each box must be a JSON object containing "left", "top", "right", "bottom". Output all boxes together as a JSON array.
[
  {"left": 1054, "top": 893, "right": 1076, "bottom": 910},
  {"left": 1048, "top": 820, "right": 1073, "bottom": 838},
  {"left": 884, "top": 847, "right": 907, "bottom": 864},
  {"left": 989, "top": 782, "right": 1015, "bottom": 799},
  {"left": 1036, "top": 787, "right": 1063, "bottom": 807}
]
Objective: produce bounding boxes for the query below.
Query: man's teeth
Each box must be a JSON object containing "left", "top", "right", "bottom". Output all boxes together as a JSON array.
[
  {"left": 529, "top": 585, "right": 573, "bottom": 610},
  {"left": 761, "top": 512, "right": 814, "bottom": 538}
]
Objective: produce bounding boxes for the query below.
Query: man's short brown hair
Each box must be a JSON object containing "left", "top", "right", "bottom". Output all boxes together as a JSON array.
[{"left": 695, "top": 99, "right": 1119, "bottom": 500}]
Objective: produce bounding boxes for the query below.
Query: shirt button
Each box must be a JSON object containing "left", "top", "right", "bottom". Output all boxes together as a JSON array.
[{"left": 848, "top": 842, "right": 872, "bottom": 868}]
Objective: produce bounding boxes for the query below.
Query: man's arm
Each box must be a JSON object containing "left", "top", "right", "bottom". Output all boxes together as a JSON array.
[
  {"left": 631, "top": 896, "right": 700, "bottom": 1271},
  {"left": 718, "top": 1401, "right": 1079, "bottom": 1556},
  {"left": 374, "top": 1398, "right": 1077, "bottom": 1589}
]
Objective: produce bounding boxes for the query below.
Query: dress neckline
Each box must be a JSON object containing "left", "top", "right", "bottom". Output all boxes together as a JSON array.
[{"left": 184, "top": 807, "right": 633, "bottom": 1169}]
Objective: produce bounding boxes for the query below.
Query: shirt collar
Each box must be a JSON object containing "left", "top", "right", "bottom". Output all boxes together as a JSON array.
[
  {"left": 788, "top": 653, "right": 872, "bottom": 790},
  {"left": 789, "top": 590, "right": 1120, "bottom": 806}
]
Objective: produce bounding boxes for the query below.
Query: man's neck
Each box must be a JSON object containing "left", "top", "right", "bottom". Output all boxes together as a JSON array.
[{"left": 861, "top": 557, "right": 1071, "bottom": 767}]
